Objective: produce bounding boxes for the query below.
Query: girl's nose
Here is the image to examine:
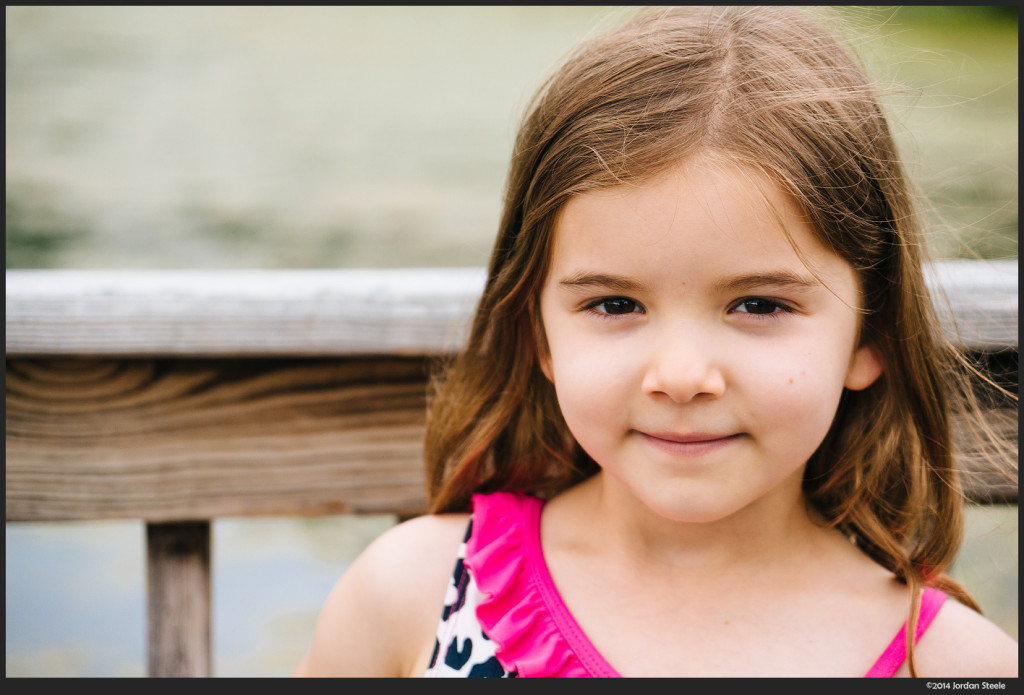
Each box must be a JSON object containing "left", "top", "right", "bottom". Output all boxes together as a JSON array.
[{"left": 640, "top": 331, "right": 726, "bottom": 403}]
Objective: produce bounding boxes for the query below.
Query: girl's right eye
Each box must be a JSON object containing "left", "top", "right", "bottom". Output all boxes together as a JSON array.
[{"left": 584, "top": 297, "right": 643, "bottom": 316}]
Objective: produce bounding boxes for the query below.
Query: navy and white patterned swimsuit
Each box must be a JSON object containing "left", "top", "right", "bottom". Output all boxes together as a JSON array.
[{"left": 424, "top": 519, "right": 518, "bottom": 678}]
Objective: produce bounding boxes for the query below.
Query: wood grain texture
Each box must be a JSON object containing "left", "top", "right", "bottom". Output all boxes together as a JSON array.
[
  {"left": 924, "top": 260, "right": 1018, "bottom": 351},
  {"left": 5, "top": 268, "right": 485, "bottom": 356},
  {"left": 6, "top": 356, "right": 435, "bottom": 521},
  {"left": 5, "top": 352, "right": 1016, "bottom": 521},
  {"left": 147, "top": 522, "right": 211, "bottom": 677}
]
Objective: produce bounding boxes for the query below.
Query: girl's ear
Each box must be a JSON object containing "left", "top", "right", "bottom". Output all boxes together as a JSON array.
[{"left": 844, "top": 343, "right": 883, "bottom": 391}]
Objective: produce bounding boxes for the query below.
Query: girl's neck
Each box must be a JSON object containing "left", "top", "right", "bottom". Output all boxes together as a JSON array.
[{"left": 546, "top": 472, "right": 830, "bottom": 574}]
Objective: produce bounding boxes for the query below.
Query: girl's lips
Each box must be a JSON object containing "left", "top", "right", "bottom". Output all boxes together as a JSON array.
[{"left": 636, "top": 431, "right": 742, "bottom": 456}]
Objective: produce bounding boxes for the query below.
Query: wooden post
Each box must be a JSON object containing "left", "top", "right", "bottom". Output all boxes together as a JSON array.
[{"left": 147, "top": 521, "right": 211, "bottom": 677}]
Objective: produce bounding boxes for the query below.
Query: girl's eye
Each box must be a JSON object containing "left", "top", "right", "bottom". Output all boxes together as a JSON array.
[
  {"left": 586, "top": 297, "right": 642, "bottom": 316},
  {"left": 731, "top": 297, "right": 791, "bottom": 316}
]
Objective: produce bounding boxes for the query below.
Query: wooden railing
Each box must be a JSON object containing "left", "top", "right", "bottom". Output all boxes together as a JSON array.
[{"left": 5, "top": 261, "right": 1018, "bottom": 676}]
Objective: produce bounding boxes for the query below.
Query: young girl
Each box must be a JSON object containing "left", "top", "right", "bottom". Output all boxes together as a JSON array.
[{"left": 294, "top": 6, "right": 1017, "bottom": 678}]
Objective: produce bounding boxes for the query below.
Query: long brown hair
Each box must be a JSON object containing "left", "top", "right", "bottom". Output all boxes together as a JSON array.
[{"left": 423, "top": 6, "right": 1015, "bottom": 675}]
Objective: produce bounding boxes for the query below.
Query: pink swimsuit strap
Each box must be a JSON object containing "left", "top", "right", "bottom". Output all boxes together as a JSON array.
[{"left": 864, "top": 586, "right": 948, "bottom": 677}]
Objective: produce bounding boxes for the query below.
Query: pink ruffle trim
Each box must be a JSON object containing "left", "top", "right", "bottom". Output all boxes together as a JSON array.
[{"left": 463, "top": 491, "right": 620, "bottom": 678}]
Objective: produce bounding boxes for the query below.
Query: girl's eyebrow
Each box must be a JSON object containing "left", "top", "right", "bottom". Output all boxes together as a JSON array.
[
  {"left": 712, "top": 271, "right": 821, "bottom": 294},
  {"left": 557, "top": 272, "right": 647, "bottom": 293}
]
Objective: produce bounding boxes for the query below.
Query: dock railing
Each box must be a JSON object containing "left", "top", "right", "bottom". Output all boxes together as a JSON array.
[{"left": 5, "top": 260, "right": 1018, "bottom": 676}]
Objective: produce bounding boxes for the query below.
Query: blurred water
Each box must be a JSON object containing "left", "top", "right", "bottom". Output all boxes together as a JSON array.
[
  {"left": 6, "top": 6, "right": 620, "bottom": 269},
  {"left": 5, "top": 515, "right": 396, "bottom": 677},
  {"left": 4, "top": 5, "right": 1018, "bottom": 677},
  {"left": 6, "top": 506, "right": 1017, "bottom": 677},
  {"left": 5, "top": 6, "right": 1018, "bottom": 268}
]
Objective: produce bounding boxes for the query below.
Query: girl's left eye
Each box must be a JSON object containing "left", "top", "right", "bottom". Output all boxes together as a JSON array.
[
  {"left": 586, "top": 297, "right": 643, "bottom": 316},
  {"left": 730, "top": 297, "right": 791, "bottom": 316}
]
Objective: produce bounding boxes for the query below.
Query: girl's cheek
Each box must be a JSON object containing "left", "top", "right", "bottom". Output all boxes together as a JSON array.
[
  {"left": 559, "top": 350, "right": 629, "bottom": 394},
  {"left": 753, "top": 364, "right": 847, "bottom": 427},
  {"left": 784, "top": 369, "right": 807, "bottom": 387},
  {"left": 551, "top": 343, "right": 634, "bottom": 402}
]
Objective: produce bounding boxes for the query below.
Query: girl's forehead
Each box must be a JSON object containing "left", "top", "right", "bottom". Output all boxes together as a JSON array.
[
  {"left": 546, "top": 157, "right": 857, "bottom": 292},
  {"left": 557, "top": 158, "right": 811, "bottom": 249},
  {"left": 577, "top": 152, "right": 787, "bottom": 206}
]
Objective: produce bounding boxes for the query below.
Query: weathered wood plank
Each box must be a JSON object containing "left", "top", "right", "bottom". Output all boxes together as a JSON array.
[
  {"left": 5, "top": 357, "right": 434, "bottom": 521},
  {"left": 147, "top": 521, "right": 211, "bottom": 677},
  {"left": 4, "top": 261, "right": 1016, "bottom": 355},
  {"left": 5, "top": 353, "right": 1016, "bottom": 521},
  {"left": 4, "top": 268, "right": 485, "bottom": 356},
  {"left": 924, "top": 261, "right": 1018, "bottom": 351}
]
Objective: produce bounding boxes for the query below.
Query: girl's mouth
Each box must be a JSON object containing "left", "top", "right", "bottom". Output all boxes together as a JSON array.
[{"left": 635, "top": 431, "right": 742, "bottom": 457}]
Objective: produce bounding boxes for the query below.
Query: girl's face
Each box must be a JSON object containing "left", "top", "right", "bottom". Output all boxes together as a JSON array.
[{"left": 537, "top": 158, "right": 882, "bottom": 524}]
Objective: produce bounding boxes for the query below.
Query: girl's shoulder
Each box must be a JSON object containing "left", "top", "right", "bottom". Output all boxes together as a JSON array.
[
  {"left": 293, "top": 511, "right": 471, "bottom": 677},
  {"left": 914, "top": 595, "right": 1019, "bottom": 678},
  {"left": 352, "top": 510, "right": 473, "bottom": 581}
]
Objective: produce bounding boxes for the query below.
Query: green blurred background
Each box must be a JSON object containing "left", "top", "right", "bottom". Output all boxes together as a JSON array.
[
  {"left": 5, "top": 6, "right": 1017, "bottom": 677},
  {"left": 5, "top": 6, "right": 1018, "bottom": 270}
]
